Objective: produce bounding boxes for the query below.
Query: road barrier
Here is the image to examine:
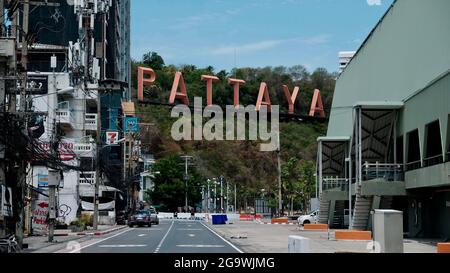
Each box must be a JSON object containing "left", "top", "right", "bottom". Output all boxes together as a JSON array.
[
  {"left": 303, "top": 224, "right": 329, "bottom": 231},
  {"left": 271, "top": 218, "right": 289, "bottom": 224},
  {"left": 335, "top": 230, "right": 372, "bottom": 241},
  {"left": 437, "top": 243, "right": 450, "bottom": 253}
]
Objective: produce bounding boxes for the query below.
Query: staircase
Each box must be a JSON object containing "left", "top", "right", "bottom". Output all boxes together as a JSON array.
[
  {"left": 318, "top": 198, "right": 330, "bottom": 224},
  {"left": 351, "top": 185, "right": 373, "bottom": 230}
]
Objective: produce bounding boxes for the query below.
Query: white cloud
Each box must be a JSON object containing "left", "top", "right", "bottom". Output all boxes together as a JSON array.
[
  {"left": 206, "top": 35, "right": 331, "bottom": 56},
  {"left": 367, "top": 0, "right": 382, "bottom": 6},
  {"left": 210, "top": 39, "right": 284, "bottom": 55}
]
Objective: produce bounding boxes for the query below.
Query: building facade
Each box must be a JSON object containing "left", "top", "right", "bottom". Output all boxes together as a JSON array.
[
  {"left": 21, "top": 0, "right": 131, "bottom": 229},
  {"left": 317, "top": 0, "right": 450, "bottom": 239}
]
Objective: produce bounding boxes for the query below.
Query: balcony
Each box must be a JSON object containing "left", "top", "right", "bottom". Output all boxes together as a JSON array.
[
  {"left": 362, "top": 163, "right": 404, "bottom": 182},
  {"left": 56, "top": 102, "right": 74, "bottom": 129},
  {"left": 85, "top": 113, "right": 98, "bottom": 131},
  {"left": 79, "top": 172, "right": 96, "bottom": 185},
  {"left": 73, "top": 143, "right": 96, "bottom": 158}
]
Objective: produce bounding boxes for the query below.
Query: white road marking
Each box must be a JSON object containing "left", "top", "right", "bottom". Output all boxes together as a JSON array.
[
  {"left": 69, "top": 228, "right": 134, "bottom": 253},
  {"left": 154, "top": 220, "right": 174, "bottom": 253},
  {"left": 200, "top": 222, "right": 244, "bottom": 253},
  {"left": 177, "top": 228, "right": 203, "bottom": 231},
  {"left": 139, "top": 228, "right": 163, "bottom": 231},
  {"left": 138, "top": 234, "right": 146, "bottom": 237},
  {"left": 188, "top": 234, "right": 195, "bottom": 237},
  {"left": 177, "top": 245, "right": 225, "bottom": 248},
  {"left": 99, "top": 245, "right": 147, "bottom": 248}
]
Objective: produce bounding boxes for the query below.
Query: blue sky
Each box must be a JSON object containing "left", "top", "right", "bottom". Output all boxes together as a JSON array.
[{"left": 131, "top": 0, "right": 394, "bottom": 73}]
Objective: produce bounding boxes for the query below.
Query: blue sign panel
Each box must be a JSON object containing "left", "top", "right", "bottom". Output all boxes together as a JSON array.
[
  {"left": 38, "top": 174, "right": 49, "bottom": 188},
  {"left": 124, "top": 117, "right": 140, "bottom": 133}
]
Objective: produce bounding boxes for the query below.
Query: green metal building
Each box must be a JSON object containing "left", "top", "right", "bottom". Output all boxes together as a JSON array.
[{"left": 317, "top": 0, "right": 450, "bottom": 239}]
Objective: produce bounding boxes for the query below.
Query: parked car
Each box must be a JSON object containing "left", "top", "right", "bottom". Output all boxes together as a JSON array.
[
  {"left": 297, "top": 210, "right": 318, "bottom": 226},
  {"left": 128, "top": 210, "right": 152, "bottom": 227},
  {"left": 148, "top": 207, "right": 159, "bottom": 225}
]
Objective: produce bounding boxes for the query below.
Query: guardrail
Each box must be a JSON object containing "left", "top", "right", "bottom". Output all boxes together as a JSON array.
[
  {"left": 322, "top": 178, "right": 348, "bottom": 191},
  {"left": 362, "top": 163, "right": 404, "bottom": 181},
  {"left": 405, "top": 160, "right": 422, "bottom": 172},
  {"left": 423, "top": 154, "right": 444, "bottom": 167}
]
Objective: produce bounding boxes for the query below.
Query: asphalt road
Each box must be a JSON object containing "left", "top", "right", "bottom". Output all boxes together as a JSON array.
[{"left": 74, "top": 220, "right": 243, "bottom": 253}]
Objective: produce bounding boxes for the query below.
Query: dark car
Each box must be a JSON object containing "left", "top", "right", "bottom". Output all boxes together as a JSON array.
[{"left": 128, "top": 210, "right": 152, "bottom": 227}]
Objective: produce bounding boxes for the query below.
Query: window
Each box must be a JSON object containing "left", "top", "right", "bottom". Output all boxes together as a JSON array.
[
  {"left": 424, "top": 120, "right": 443, "bottom": 167},
  {"left": 406, "top": 130, "right": 421, "bottom": 171}
]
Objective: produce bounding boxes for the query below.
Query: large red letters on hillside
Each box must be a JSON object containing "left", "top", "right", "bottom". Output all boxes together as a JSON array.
[{"left": 137, "top": 67, "right": 326, "bottom": 117}]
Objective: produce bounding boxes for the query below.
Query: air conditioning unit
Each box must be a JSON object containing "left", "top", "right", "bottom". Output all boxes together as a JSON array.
[
  {"left": 0, "top": 185, "right": 13, "bottom": 217},
  {"left": 0, "top": 39, "right": 15, "bottom": 57}
]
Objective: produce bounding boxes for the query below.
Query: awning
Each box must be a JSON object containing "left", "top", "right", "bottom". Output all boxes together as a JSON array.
[
  {"left": 82, "top": 201, "right": 115, "bottom": 211},
  {"left": 79, "top": 185, "right": 121, "bottom": 198}
]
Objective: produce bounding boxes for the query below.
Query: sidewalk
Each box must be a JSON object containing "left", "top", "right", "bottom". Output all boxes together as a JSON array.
[
  {"left": 207, "top": 221, "right": 438, "bottom": 253},
  {"left": 24, "top": 225, "right": 127, "bottom": 253}
]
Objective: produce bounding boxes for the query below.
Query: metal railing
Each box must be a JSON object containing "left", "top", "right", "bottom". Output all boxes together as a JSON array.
[
  {"left": 362, "top": 162, "right": 404, "bottom": 181},
  {"left": 405, "top": 160, "right": 422, "bottom": 172},
  {"left": 85, "top": 113, "right": 98, "bottom": 131},
  {"left": 423, "top": 154, "right": 444, "bottom": 167},
  {"left": 79, "top": 172, "right": 96, "bottom": 185},
  {"left": 56, "top": 101, "right": 73, "bottom": 125},
  {"left": 73, "top": 143, "right": 95, "bottom": 157},
  {"left": 322, "top": 178, "right": 349, "bottom": 191}
]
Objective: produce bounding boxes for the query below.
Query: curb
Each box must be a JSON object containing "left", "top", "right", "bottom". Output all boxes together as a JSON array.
[{"left": 53, "top": 225, "right": 128, "bottom": 237}]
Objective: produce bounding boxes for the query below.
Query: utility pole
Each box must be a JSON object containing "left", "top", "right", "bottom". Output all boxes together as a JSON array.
[
  {"left": 15, "top": 0, "right": 30, "bottom": 248},
  {"left": 277, "top": 133, "right": 283, "bottom": 217},
  {"left": 234, "top": 184, "right": 237, "bottom": 214},
  {"left": 207, "top": 181, "right": 210, "bottom": 213},
  {"left": 181, "top": 156, "right": 193, "bottom": 212},
  {"left": 93, "top": 89, "right": 102, "bottom": 230}
]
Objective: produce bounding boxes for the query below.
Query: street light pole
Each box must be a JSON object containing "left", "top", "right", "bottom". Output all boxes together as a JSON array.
[{"left": 220, "top": 176, "right": 223, "bottom": 213}]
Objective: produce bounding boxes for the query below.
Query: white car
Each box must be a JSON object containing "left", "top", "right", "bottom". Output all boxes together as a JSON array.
[{"left": 297, "top": 211, "right": 318, "bottom": 226}]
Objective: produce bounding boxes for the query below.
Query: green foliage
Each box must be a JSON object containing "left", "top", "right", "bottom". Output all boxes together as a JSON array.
[{"left": 149, "top": 155, "right": 203, "bottom": 211}]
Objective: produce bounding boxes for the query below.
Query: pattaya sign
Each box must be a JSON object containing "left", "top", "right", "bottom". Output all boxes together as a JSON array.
[{"left": 137, "top": 67, "right": 326, "bottom": 117}]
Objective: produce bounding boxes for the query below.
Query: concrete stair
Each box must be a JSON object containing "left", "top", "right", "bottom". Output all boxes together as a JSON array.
[
  {"left": 351, "top": 185, "right": 373, "bottom": 230},
  {"left": 318, "top": 197, "right": 330, "bottom": 224}
]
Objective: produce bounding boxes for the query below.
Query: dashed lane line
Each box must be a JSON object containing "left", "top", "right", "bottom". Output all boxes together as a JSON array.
[{"left": 154, "top": 220, "right": 175, "bottom": 253}]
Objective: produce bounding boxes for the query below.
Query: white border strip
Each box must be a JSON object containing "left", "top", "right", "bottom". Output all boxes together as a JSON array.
[{"left": 200, "top": 222, "right": 244, "bottom": 253}]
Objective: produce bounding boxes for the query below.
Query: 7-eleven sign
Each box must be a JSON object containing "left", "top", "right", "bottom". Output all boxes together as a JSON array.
[{"left": 106, "top": 131, "right": 119, "bottom": 145}]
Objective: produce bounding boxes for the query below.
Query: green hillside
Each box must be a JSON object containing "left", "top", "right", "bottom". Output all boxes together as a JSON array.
[{"left": 132, "top": 52, "right": 334, "bottom": 212}]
